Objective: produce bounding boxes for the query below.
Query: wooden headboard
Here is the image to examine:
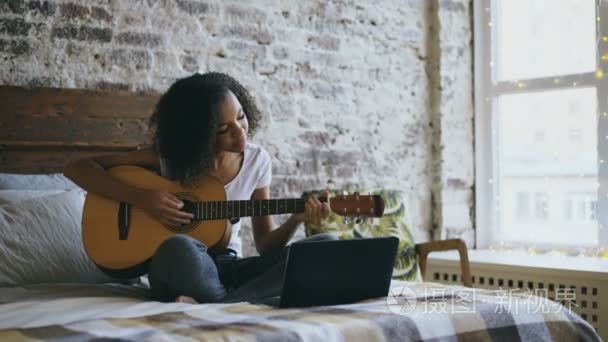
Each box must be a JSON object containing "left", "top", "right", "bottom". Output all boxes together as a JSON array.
[{"left": 0, "top": 86, "right": 160, "bottom": 174}]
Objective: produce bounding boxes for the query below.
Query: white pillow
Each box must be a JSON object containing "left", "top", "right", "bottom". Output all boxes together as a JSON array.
[
  {"left": 0, "top": 173, "right": 78, "bottom": 190},
  {"left": 0, "top": 190, "right": 65, "bottom": 205},
  {"left": 0, "top": 189, "right": 115, "bottom": 286}
]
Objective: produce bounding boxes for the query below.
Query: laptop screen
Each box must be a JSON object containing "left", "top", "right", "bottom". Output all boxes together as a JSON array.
[{"left": 279, "top": 236, "right": 399, "bottom": 308}]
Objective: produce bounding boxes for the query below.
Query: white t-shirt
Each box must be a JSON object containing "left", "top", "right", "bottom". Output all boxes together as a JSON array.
[
  {"left": 160, "top": 142, "right": 272, "bottom": 257},
  {"left": 224, "top": 143, "right": 272, "bottom": 256}
]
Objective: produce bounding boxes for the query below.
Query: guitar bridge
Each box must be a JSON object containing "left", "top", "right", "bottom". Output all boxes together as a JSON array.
[{"left": 118, "top": 202, "right": 131, "bottom": 240}]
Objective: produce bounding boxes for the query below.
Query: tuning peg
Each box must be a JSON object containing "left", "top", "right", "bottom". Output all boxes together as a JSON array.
[
  {"left": 368, "top": 192, "right": 372, "bottom": 196},
  {"left": 355, "top": 217, "right": 363, "bottom": 224},
  {"left": 353, "top": 191, "right": 360, "bottom": 196},
  {"left": 343, "top": 217, "right": 350, "bottom": 224},
  {"left": 342, "top": 190, "right": 349, "bottom": 195}
]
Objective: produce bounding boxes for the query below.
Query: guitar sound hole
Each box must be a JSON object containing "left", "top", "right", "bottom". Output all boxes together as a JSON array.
[
  {"left": 181, "top": 200, "right": 196, "bottom": 216},
  {"left": 167, "top": 194, "right": 199, "bottom": 233}
]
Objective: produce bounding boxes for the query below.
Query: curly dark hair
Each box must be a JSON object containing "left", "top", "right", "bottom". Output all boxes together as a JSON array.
[{"left": 149, "top": 72, "right": 262, "bottom": 185}]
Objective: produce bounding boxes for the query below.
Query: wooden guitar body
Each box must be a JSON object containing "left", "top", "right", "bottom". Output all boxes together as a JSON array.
[{"left": 82, "top": 166, "right": 231, "bottom": 278}]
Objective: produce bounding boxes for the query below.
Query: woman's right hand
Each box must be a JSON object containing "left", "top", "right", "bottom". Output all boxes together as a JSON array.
[{"left": 135, "top": 190, "right": 194, "bottom": 226}]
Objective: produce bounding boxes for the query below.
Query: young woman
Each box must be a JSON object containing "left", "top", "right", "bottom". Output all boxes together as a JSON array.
[{"left": 64, "top": 72, "right": 335, "bottom": 304}]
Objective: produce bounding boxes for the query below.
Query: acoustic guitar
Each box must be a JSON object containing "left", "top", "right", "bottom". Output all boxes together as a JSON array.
[{"left": 82, "top": 165, "right": 385, "bottom": 278}]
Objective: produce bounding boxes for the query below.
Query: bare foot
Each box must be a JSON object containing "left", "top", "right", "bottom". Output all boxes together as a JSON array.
[{"left": 175, "top": 296, "right": 198, "bottom": 304}]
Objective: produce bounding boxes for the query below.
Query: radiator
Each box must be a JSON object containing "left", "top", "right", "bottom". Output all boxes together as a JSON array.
[{"left": 425, "top": 250, "right": 607, "bottom": 340}]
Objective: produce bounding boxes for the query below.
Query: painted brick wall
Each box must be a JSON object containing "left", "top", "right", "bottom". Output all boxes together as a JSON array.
[{"left": 0, "top": 0, "right": 474, "bottom": 257}]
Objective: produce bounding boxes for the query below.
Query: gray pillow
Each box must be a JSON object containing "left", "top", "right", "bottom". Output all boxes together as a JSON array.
[
  {"left": 0, "top": 190, "right": 115, "bottom": 286},
  {"left": 0, "top": 173, "right": 78, "bottom": 190}
]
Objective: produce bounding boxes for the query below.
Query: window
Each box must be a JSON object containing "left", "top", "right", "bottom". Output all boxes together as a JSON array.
[
  {"left": 475, "top": 0, "right": 605, "bottom": 248},
  {"left": 515, "top": 191, "right": 530, "bottom": 220},
  {"left": 564, "top": 197, "right": 573, "bottom": 221},
  {"left": 534, "top": 129, "right": 545, "bottom": 143},
  {"left": 534, "top": 192, "right": 548, "bottom": 220},
  {"left": 569, "top": 129, "right": 582, "bottom": 143},
  {"left": 514, "top": 191, "right": 549, "bottom": 222},
  {"left": 564, "top": 193, "right": 597, "bottom": 223},
  {"left": 568, "top": 100, "right": 581, "bottom": 116}
]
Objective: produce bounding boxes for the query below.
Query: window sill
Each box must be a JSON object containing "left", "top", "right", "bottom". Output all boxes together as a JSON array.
[{"left": 428, "top": 249, "right": 608, "bottom": 277}]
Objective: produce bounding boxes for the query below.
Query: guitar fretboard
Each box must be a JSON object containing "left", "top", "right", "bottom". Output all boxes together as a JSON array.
[{"left": 194, "top": 198, "right": 306, "bottom": 221}]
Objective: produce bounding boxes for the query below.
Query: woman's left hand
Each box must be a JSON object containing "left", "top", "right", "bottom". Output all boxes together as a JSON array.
[{"left": 293, "top": 191, "right": 331, "bottom": 225}]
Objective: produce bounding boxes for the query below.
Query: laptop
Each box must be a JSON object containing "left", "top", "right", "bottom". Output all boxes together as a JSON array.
[{"left": 256, "top": 236, "right": 399, "bottom": 308}]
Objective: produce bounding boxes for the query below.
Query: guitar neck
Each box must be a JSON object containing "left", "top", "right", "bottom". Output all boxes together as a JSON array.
[{"left": 193, "top": 198, "right": 306, "bottom": 221}]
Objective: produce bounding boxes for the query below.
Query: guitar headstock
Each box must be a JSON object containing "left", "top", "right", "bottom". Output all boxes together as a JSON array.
[{"left": 324, "top": 193, "right": 385, "bottom": 218}]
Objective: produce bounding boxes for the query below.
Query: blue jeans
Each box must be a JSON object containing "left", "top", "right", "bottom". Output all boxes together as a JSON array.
[{"left": 148, "top": 233, "right": 338, "bottom": 303}]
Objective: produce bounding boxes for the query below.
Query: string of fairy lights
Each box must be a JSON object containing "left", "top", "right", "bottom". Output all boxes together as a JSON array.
[{"left": 482, "top": 4, "right": 608, "bottom": 260}]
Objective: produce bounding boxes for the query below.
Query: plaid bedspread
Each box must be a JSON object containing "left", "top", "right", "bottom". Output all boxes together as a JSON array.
[{"left": 0, "top": 282, "right": 600, "bottom": 341}]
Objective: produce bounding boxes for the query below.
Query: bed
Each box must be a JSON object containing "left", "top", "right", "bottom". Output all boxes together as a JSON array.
[
  {"left": 0, "top": 85, "right": 601, "bottom": 341},
  {"left": 0, "top": 280, "right": 599, "bottom": 341}
]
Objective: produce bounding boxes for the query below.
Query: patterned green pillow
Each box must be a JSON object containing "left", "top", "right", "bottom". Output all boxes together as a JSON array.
[{"left": 302, "top": 189, "right": 421, "bottom": 282}]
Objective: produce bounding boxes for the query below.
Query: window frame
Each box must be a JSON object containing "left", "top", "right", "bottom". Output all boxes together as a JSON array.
[{"left": 474, "top": 0, "right": 608, "bottom": 248}]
